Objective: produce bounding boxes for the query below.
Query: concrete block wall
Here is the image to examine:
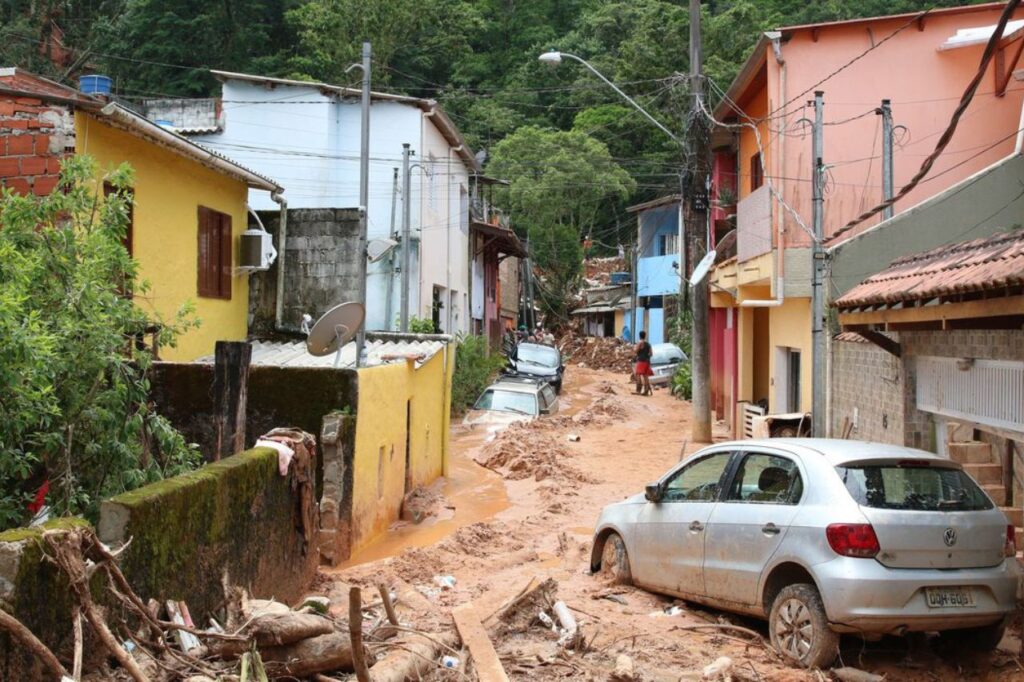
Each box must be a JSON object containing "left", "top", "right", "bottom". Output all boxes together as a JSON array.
[
  {"left": 248, "top": 208, "right": 361, "bottom": 334},
  {"left": 831, "top": 334, "right": 904, "bottom": 444},
  {"left": 0, "top": 94, "right": 73, "bottom": 196}
]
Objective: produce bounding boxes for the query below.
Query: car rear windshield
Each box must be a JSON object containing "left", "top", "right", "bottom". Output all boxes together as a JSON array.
[
  {"left": 651, "top": 346, "right": 686, "bottom": 365},
  {"left": 474, "top": 389, "right": 537, "bottom": 416},
  {"left": 837, "top": 463, "right": 993, "bottom": 511}
]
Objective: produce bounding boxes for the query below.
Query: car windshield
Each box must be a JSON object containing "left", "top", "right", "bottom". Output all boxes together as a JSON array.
[
  {"left": 837, "top": 463, "right": 992, "bottom": 511},
  {"left": 516, "top": 345, "right": 559, "bottom": 367},
  {"left": 651, "top": 345, "right": 686, "bottom": 366},
  {"left": 474, "top": 389, "right": 537, "bottom": 415}
]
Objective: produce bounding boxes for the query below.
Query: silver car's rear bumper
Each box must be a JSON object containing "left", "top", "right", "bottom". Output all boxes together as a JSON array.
[{"left": 814, "top": 556, "right": 1018, "bottom": 634}]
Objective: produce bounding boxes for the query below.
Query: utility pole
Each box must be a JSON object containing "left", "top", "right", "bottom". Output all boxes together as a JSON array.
[
  {"left": 687, "top": 0, "right": 712, "bottom": 443},
  {"left": 400, "top": 143, "right": 412, "bottom": 332},
  {"left": 385, "top": 166, "right": 398, "bottom": 329},
  {"left": 630, "top": 243, "right": 639, "bottom": 342},
  {"left": 879, "top": 99, "right": 894, "bottom": 221},
  {"left": 355, "top": 41, "right": 371, "bottom": 366},
  {"left": 811, "top": 91, "right": 826, "bottom": 436}
]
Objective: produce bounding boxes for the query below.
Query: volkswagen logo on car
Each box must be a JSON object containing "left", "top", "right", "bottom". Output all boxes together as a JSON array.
[{"left": 943, "top": 528, "right": 958, "bottom": 547}]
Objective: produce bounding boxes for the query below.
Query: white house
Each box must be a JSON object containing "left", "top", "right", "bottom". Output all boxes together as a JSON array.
[{"left": 148, "top": 71, "right": 479, "bottom": 334}]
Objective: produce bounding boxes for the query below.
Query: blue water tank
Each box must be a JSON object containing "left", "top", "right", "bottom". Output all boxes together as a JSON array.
[
  {"left": 610, "top": 272, "right": 630, "bottom": 285},
  {"left": 79, "top": 75, "right": 112, "bottom": 95}
]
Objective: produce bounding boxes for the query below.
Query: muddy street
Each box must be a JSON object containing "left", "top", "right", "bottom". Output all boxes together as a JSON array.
[{"left": 324, "top": 368, "right": 1023, "bottom": 681}]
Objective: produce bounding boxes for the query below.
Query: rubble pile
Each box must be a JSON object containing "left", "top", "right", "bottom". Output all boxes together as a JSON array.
[
  {"left": 583, "top": 256, "right": 627, "bottom": 286},
  {"left": 557, "top": 331, "right": 635, "bottom": 373}
]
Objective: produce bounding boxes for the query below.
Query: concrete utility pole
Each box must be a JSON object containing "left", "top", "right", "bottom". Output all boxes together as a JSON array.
[
  {"left": 688, "top": 0, "right": 712, "bottom": 443},
  {"left": 630, "top": 243, "right": 639, "bottom": 342},
  {"left": 385, "top": 166, "right": 398, "bottom": 329},
  {"left": 400, "top": 143, "right": 412, "bottom": 332},
  {"left": 879, "top": 99, "right": 894, "bottom": 221},
  {"left": 355, "top": 41, "right": 371, "bottom": 366},
  {"left": 811, "top": 91, "right": 826, "bottom": 436}
]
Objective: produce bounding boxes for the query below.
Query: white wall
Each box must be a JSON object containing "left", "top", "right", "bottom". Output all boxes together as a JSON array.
[{"left": 192, "top": 79, "right": 475, "bottom": 332}]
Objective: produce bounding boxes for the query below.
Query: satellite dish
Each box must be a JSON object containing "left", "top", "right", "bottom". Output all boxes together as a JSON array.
[
  {"left": 689, "top": 250, "right": 717, "bottom": 287},
  {"left": 306, "top": 302, "right": 365, "bottom": 367},
  {"left": 367, "top": 238, "right": 398, "bottom": 263}
]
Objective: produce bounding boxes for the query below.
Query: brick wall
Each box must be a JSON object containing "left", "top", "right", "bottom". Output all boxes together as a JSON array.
[
  {"left": 831, "top": 333, "right": 904, "bottom": 444},
  {"left": 0, "top": 94, "right": 74, "bottom": 195}
]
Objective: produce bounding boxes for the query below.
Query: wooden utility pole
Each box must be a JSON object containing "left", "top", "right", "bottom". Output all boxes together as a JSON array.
[
  {"left": 213, "top": 340, "right": 251, "bottom": 461},
  {"left": 688, "top": 0, "right": 712, "bottom": 443}
]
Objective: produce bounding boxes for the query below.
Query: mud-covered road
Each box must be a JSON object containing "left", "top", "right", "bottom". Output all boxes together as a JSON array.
[{"left": 324, "top": 367, "right": 1023, "bottom": 681}]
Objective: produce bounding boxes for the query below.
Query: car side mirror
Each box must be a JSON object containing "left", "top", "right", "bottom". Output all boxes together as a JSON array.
[{"left": 645, "top": 483, "right": 662, "bottom": 503}]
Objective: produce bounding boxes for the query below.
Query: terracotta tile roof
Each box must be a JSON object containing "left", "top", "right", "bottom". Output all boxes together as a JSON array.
[{"left": 834, "top": 229, "right": 1024, "bottom": 309}]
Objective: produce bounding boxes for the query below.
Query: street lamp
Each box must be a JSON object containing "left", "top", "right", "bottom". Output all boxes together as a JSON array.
[{"left": 538, "top": 51, "right": 682, "bottom": 146}]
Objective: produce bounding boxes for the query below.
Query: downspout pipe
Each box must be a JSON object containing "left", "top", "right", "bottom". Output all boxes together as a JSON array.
[
  {"left": 271, "top": 189, "right": 289, "bottom": 330},
  {"left": 740, "top": 33, "right": 786, "bottom": 309}
]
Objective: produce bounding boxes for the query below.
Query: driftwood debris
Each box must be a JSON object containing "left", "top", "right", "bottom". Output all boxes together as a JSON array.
[
  {"left": 492, "top": 577, "right": 558, "bottom": 634},
  {"left": 260, "top": 632, "right": 356, "bottom": 679},
  {"left": 214, "top": 612, "right": 335, "bottom": 657},
  {"left": 369, "top": 579, "right": 458, "bottom": 682},
  {"left": 452, "top": 602, "right": 509, "bottom": 682},
  {"left": 349, "top": 587, "right": 371, "bottom": 682},
  {"left": 0, "top": 607, "right": 69, "bottom": 680}
]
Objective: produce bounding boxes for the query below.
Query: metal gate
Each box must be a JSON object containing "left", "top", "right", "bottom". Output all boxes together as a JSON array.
[{"left": 916, "top": 356, "right": 1024, "bottom": 433}]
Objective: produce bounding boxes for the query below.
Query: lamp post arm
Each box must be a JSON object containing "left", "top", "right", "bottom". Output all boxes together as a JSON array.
[{"left": 561, "top": 52, "right": 682, "bottom": 146}]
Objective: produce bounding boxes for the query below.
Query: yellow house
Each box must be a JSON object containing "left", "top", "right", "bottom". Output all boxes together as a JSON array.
[{"left": 75, "top": 104, "right": 282, "bottom": 361}]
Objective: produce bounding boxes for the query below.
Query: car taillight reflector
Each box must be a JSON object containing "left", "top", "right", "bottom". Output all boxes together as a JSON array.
[
  {"left": 826, "top": 523, "right": 880, "bottom": 558},
  {"left": 1005, "top": 524, "right": 1016, "bottom": 558}
]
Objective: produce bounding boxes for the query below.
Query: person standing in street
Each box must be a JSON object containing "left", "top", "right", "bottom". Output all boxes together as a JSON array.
[{"left": 634, "top": 331, "right": 653, "bottom": 396}]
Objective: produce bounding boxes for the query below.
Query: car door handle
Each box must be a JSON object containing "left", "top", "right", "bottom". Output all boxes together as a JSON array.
[
  {"left": 761, "top": 523, "right": 781, "bottom": 536},
  {"left": 689, "top": 520, "right": 704, "bottom": 533}
]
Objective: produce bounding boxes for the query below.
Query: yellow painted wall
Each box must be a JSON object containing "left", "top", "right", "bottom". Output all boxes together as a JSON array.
[
  {"left": 737, "top": 84, "right": 769, "bottom": 201},
  {"left": 75, "top": 113, "right": 250, "bottom": 361},
  {"left": 614, "top": 310, "right": 626, "bottom": 337},
  {"left": 350, "top": 348, "right": 451, "bottom": 552},
  {"left": 766, "top": 298, "right": 812, "bottom": 413}
]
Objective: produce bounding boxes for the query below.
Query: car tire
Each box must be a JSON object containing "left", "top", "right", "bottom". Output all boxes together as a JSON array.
[
  {"left": 599, "top": 532, "right": 632, "bottom": 585},
  {"left": 937, "top": 618, "right": 1006, "bottom": 652},
  {"left": 769, "top": 583, "right": 839, "bottom": 669}
]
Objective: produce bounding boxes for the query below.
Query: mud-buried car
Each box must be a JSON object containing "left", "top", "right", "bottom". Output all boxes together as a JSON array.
[{"left": 590, "top": 439, "right": 1018, "bottom": 668}]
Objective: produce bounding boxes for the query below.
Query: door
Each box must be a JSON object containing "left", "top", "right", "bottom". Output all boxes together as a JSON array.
[
  {"left": 632, "top": 452, "right": 735, "bottom": 596},
  {"left": 703, "top": 451, "right": 804, "bottom": 606}
]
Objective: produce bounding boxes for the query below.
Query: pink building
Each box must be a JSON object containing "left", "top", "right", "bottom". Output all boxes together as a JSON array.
[{"left": 707, "top": 2, "right": 1024, "bottom": 435}]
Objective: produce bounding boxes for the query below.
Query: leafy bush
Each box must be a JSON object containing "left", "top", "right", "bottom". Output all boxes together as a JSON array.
[
  {"left": 671, "top": 361, "right": 693, "bottom": 401},
  {"left": 409, "top": 316, "right": 437, "bottom": 334},
  {"left": 0, "top": 157, "right": 200, "bottom": 529},
  {"left": 451, "top": 334, "right": 507, "bottom": 415}
]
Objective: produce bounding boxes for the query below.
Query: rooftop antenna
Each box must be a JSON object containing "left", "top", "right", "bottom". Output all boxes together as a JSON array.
[{"left": 305, "top": 302, "right": 366, "bottom": 368}]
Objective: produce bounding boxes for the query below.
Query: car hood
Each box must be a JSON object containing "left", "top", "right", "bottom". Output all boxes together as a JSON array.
[{"left": 462, "top": 409, "right": 534, "bottom": 427}]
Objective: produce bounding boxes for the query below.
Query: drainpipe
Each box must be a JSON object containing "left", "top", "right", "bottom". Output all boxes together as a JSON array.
[
  {"left": 271, "top": 190, "right": 289, "bottom": 330},
  {"left": 740, "top": 33, "right": 786, "bottom": 309}
]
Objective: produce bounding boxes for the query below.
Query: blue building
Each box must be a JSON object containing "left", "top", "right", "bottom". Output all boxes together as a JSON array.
[{"left": 628, "top": 195, "right": 682, "bottom": 344}]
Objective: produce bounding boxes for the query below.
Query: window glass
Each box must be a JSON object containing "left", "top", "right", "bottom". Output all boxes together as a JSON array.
[
  {"left": 540, "top": 385, "right": 555, "bottom": 410},
  {"left": 662, "top": 453, "right": 732, "bottom": 502},
  {"left": 516, "top": 344, "right": 559, "bottom": 367},
  {"left": 727, "top": 453, "right": 803, "bottom": 504},
  {"left": 474, "top": 390, "right": 537, "bottom": 416},
  {"left": 838, "top": 463, "right": 992, "bottom": 511},
  {"left": 651, "top": 345, "right": 687, "bottom": 365}
]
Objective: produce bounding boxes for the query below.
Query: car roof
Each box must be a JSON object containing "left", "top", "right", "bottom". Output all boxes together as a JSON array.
[
  {"left": 707, "top": 438, "right": 945, "bottom": 466},
  {"left": 518, "top": 342, "right": 558, "bottom": 352},
  {"left": 487, "top": 377, "right": 545, "bottom": 394}
]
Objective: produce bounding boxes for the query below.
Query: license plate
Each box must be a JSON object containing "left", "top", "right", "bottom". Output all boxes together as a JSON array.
[{"left": 925, "top": 587, "right": 975, "bottom": 608}]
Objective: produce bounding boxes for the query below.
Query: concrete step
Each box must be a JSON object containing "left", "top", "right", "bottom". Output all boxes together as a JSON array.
[
  {"left": 1001, "top": 507, "right": 1023, "bottom": 527},
  {"left": 961, "top": 462, "right": 1004, "bottom": 485},
  {"left": 983, "top": 484, "right": 1008, "bottom": 506},
  {"left": 949, "top": 441, "right": 994, "bottom": 465}
]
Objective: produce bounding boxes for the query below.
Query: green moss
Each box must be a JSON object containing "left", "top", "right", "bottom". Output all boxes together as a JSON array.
[{"left": 0, "top": 517, "right": 90, "bottom": 543}]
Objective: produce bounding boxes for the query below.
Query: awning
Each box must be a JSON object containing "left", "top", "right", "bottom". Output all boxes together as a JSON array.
[
  {"left": 835, "top": 229, "right": 1024, "bottom": 333},
  {"left": 471, "top": 220, "right": 526, "bottom": 257}
]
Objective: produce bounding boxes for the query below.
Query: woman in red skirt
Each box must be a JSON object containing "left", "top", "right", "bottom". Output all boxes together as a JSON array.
[{"left": 634, "top": 331, "right": 653, "bottom": 396}]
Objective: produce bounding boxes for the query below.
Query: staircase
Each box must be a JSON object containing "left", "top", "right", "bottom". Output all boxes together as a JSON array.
[{"left": 948, "top": 440, "right": 1023, "bottom": 568}]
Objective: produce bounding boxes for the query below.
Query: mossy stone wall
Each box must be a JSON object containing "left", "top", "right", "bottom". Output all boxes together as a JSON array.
[{"left": 98, "top": 447, "right": 318, "bottom": 622}]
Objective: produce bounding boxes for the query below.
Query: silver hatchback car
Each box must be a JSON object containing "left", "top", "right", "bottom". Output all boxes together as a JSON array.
[{"left": 590, "top": 439, "right": 1018, "bottom": 669}]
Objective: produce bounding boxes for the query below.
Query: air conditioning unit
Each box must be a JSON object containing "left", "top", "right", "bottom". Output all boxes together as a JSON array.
[{"left": 239, "top": 228, "right": 277, "bottom": 272}]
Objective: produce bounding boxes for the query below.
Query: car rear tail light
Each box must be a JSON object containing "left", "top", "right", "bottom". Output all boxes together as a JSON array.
[
  {"left": 1005, "top": 524, "right": 1016, "bottom": 558},
  {"left": 826, "top": 523, "right": 880, "bottom": 558}
]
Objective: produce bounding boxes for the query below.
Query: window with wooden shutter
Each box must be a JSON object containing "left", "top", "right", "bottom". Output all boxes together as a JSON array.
[{"left": 197, "top": 206, "right": 232, "bottom": 299}]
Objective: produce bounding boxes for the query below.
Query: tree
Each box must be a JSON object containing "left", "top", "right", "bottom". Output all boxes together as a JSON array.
[
  {"left": 0, "top": 156, "right": 199, "bottom": 530},
  {"left": 487, "top": 126, "right": 635, "bottom": 323}
]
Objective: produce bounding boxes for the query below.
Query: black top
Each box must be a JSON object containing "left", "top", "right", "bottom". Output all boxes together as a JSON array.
[{"left": 636, "top": 341, "right": 652, "bottom": 362}]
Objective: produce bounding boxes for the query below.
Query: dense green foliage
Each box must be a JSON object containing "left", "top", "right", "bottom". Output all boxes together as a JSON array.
[
  {"left": 0, "top": 156, "right": 200, "bottom": 530},
  {"left": 451, "top": 334, "right": 507, "bottom": 414}
]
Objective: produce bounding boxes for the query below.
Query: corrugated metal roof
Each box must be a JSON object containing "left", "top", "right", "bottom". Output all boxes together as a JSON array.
[
  {"left": 834, "top": 229, "right": 1024, "bottom": 309},
  {"left": 197, "top": 333, "right": 451, "bottom": 370}
]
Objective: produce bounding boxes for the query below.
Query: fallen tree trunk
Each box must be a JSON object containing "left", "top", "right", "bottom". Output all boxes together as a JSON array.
[
  {"left": 261, "top": 632, "right": 356, "bottom": 679},
  {"left": 213, "top": 612, "right": 335, "bottom": 657}
]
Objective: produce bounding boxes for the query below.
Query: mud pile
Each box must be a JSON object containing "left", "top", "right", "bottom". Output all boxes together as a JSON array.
[{"left": 476, "top": 422, "right": 593, "bottom": 484}]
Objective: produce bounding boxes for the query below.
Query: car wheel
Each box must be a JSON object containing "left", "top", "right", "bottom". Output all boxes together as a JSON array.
[
  {"left": 937, "top": 618, "right": 1006, "bottom": 652},
  {"left": 769, "top": 584, "right": 838, "bottom": 669},
  {"left": 599, "top": 532, "right": 632, "bottom": 585}
]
